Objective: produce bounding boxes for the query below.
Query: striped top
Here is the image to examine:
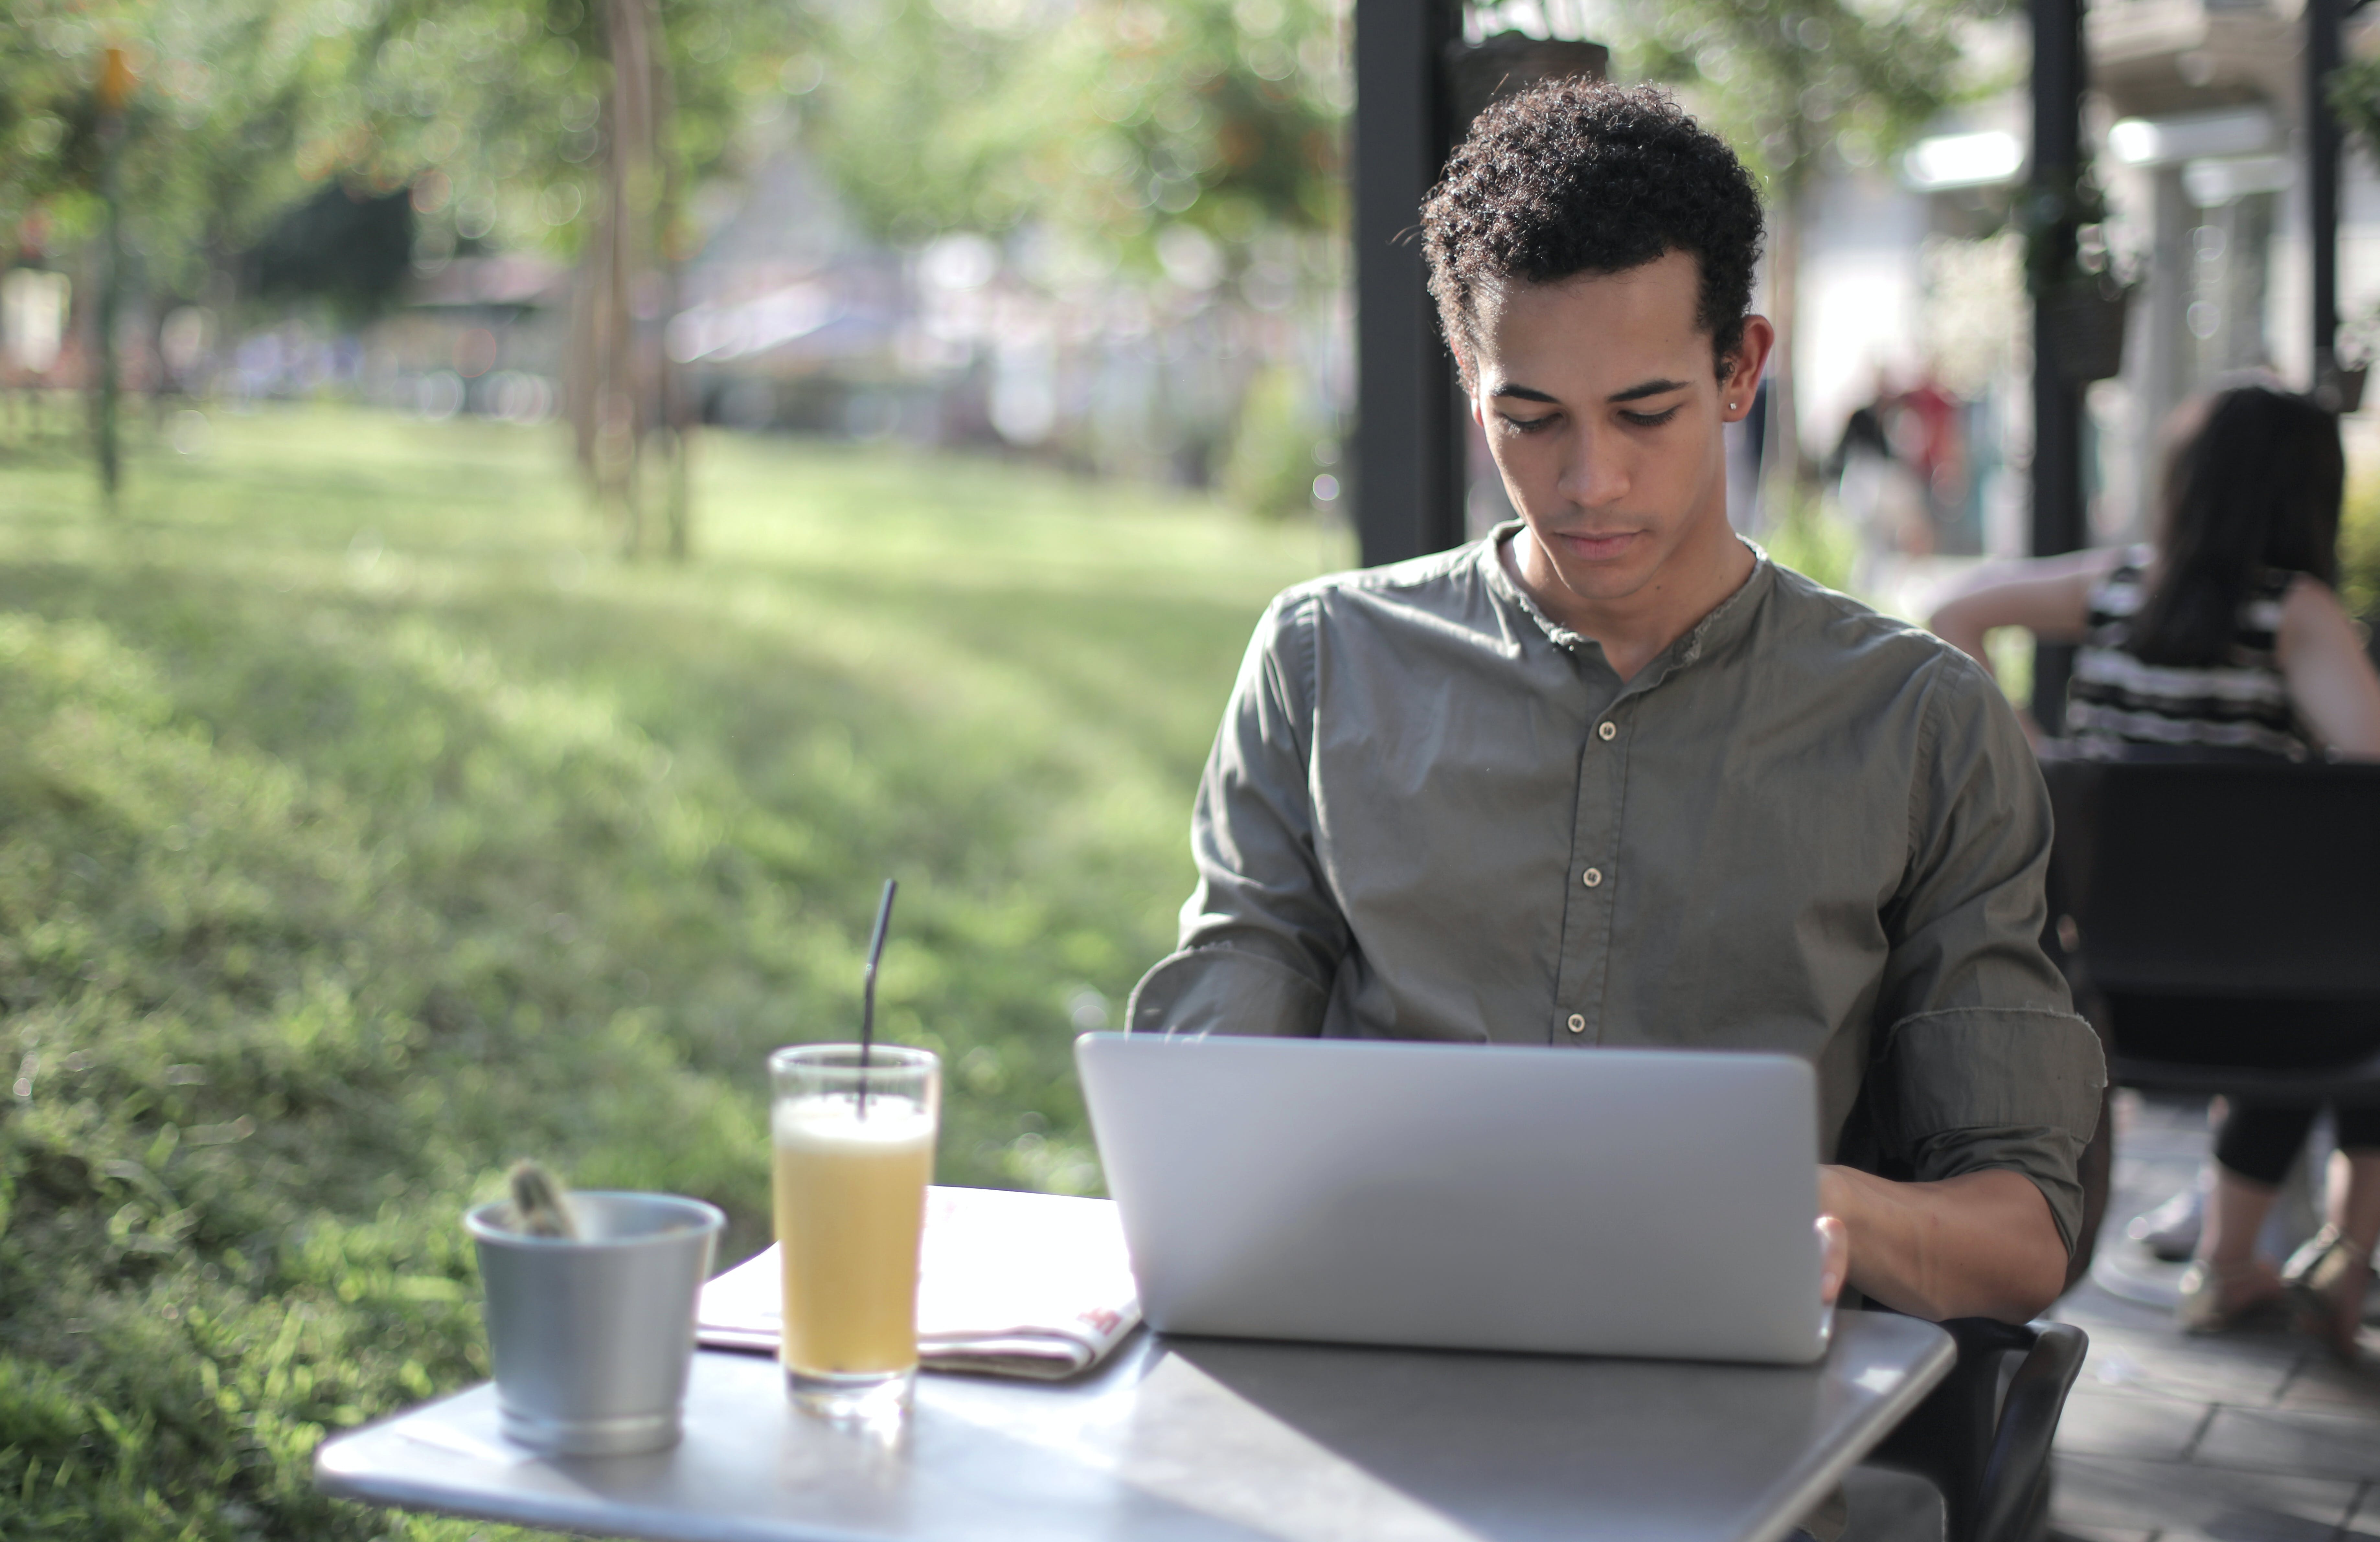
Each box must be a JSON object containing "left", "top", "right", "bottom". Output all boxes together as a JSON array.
[{"left": 2066, "top": 546, "right": 2311, "bottom": 759}]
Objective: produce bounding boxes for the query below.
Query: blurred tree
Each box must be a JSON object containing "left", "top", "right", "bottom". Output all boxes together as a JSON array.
[
  {"left": 0, "top": 0, "right": 1353, "bottom": 519},
  {"left": 0, "top": 17, "right": 91, "bottom": 261},
  {"left": 1, "top": 2, "right": 363, "bottom": 304},
  {"left": 312, "top": 0, "right": 804, "bottom": 558},
  {"left": 0, "top": 0, "right": 799, "bottom": 543},
  {"left": 1616, "top": 0, "right": 1999, "bottom": 489},
  {"left": 803, "top": 0, "right": 1347, "bottom": 280},
  {"left": 2330, "top": 53, "right": 2380, "bottom": 175},
  {"left": 248, "top": 184, "right": 416, "bottom": 316},
  {"left": 93, "top": 44, "right": 132, "bottom": 510},
  {"left": 3, "top": 2, "right": 322, "bottom": 496}
]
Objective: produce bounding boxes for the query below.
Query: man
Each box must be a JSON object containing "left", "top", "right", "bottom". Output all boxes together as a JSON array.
[{"left": 1127, "top": 82, "right": 2103, "bottom": 1330}]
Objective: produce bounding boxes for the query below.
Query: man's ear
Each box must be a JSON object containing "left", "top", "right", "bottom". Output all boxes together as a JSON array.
[{"left": 1720, "top": 316, "right": 1777, "bottom": 423}]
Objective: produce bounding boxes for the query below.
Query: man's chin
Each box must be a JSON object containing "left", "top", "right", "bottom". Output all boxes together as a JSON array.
[{"left": 1546, "top": 550, "right": 1660, "bottom": 604}]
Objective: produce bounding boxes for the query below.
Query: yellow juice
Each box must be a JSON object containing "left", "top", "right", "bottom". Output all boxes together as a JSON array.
[{"left": 771, "top": 1093, "right": 936, "bottom": 1378}]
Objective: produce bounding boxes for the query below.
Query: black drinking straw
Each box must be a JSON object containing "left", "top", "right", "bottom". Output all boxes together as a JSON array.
[{"left": 858, "top": 878, "right": 898, "bottom": 1118}]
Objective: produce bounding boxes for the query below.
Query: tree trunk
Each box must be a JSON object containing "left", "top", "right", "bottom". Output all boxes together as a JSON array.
[
  {"left": 647, "top": 7, "right": 694, "bottom": 561},
  {"left": 567, "top": 217, "right": 601, "bottom": 486},
  {"left": 566, "top": 0, "right": 666, "bottom": 555},
  {"left": 557, "top": 0, "right": 694, "bottom": 559},
  {"left": 94, "top": 103, "right": 125, "bottom": 514}
]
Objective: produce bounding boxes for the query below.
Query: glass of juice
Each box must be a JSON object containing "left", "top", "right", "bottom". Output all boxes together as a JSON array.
[{"left": 768, "top": 1043, "right": 940, "bottom": 1422}]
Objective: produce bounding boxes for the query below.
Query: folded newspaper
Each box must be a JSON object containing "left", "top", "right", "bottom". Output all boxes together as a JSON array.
[{"left": 696, "top": 1185, "right": 1141, "bottom": 1380}]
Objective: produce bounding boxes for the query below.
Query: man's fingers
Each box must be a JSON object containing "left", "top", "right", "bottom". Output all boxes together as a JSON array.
[{"left": 1816, "top": 1214, "right": 1850, "bottom": 1305}]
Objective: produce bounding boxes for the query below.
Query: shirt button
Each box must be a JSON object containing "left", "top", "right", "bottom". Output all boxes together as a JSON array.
[
  {"left": 1567, "top": 1014, "right": 1586, "bottom": 1034},
  {"left": 1582, "top": 867, "right": 1604, "bottom": 888},
  {"left": 1597, "top": 721, "right": 1617, "bottom": 741}
]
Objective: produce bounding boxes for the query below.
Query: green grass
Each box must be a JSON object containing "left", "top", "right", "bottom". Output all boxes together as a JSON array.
[
  {"left": 0, "top": 405, "right": 1348, "bottom": 1539},
  {"left": 2346, "top": 467, "right": 2380, "bottom": 623}
]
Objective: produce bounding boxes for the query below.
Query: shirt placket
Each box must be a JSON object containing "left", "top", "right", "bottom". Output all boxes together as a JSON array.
[
  {"left": 1550, "top": 682, "right": 1637, "bottom": 1045},
  {"left": 1548, "top": 642, "right": 1690, "bottom": 1044}
]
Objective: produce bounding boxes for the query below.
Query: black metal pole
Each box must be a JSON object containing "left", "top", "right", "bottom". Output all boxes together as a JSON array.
[
  {"left": 2029, "top": 0, "right": 2086, "bottom": 731},
  {"left": 1352, "top": 0, "right": 1460, "bottom": 568},
  {"left": 2309, "top": 0, "right": 2343, "bottom": 393}
]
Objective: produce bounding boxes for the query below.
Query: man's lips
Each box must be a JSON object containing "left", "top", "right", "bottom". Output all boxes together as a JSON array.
[{"left": 1549, "top": 529, "right": 1643, "bottom": 561}]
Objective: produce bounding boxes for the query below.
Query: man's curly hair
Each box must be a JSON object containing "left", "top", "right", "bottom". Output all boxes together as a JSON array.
[{"left": 1422, "top": 81, "right": 1765, "bottom": 379}]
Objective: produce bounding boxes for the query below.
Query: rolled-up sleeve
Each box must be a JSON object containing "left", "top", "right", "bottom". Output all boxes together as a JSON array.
[
  {"left": 1874, "top": 657, "right": 2107, "bottom": 1250},
  {"left": 1127, "top": 594, "right": 1346, "bottom": 1038}
]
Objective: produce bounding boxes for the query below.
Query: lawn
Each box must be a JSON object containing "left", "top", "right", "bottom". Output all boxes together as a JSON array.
[{"left": 0, "top": 406, "right": 1348, "bottom": 1539}]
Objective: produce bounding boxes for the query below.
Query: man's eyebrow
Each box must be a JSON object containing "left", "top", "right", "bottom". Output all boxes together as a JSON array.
[
  {"left": 1488, "top": 379, "right": 1693, "bottom": 405},
  {"left": 1608, "top": 378, "right": 1692, "bottom": 403}
]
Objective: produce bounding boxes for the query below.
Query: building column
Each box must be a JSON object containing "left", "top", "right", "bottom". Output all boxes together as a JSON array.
[
  {"left": 2030, "top": 0, "right": 2089, "bottom": 730},
  {"left": 1351, "top": 0, "right": 1462, "bottom": 568},
  {"left": 2130, "top": 165, "right": 2192, "bottom": 534}
]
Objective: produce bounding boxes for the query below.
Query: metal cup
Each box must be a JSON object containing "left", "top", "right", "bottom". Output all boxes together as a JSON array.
[{"left": 466, "top": 1191, "right": 725, "bottom": 1456}]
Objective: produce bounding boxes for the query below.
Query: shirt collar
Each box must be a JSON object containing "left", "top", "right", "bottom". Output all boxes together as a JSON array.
[{"left": 1477, "top": 520, "right": 1775, "bottom": 691}]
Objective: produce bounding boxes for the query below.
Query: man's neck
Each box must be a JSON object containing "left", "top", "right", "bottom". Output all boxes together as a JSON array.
[{"left": 1501, "top": 519, "right": 1756, "bottom": 683}]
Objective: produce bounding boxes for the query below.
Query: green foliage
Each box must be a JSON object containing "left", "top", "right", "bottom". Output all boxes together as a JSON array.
[
  {"left": 316, "top": 0, "right": 804, "bottom": 263},
  {"left": 249, "top": 182, "right": 415, "bottom": 317},
  {"left": 0, "top": 406, "right": 1345, "bottom": 1538},
  {"left": 1983, "top": 624, "right": 2035, "bottom": 715},
  {"left": 1617, "top": 0, "right": 1994, "bottom": 195},
  {"left": 3, "top": 0, "right": 1341, "bottom": 296},
  {"left": 0, "top": 0, "right": 800, "bottom": 294},
  {"left": 3, "top": 0, "right": 322, "bottom": 292},
  {"left": 1221, "top": 364, "right": 1330, "bottom": 520},
  {"left": 804, "top": 0, "right": 1346, "bottom": 266},
  {"left": 2342, "top": 468, "right": 2380, "bottom": 623},
  {"left": 1759, "top": 485, "right": 1857, "bottom": 595},
  {"left": 2333, "top": 53, "right": 2380, "bottom": 177}
]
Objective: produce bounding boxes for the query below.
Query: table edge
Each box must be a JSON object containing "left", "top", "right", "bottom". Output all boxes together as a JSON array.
[
  {"left": 314, "top": 1315, "right": 1963, "bottom": 1542},
  {"left": 1751, "top": 1317, "right": 1957, "bottom": 1542},
  {"left": 315, "top": 1446, "right": 875, "bottom": 1542}
]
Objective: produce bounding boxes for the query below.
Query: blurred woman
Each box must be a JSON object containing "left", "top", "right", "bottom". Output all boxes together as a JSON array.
[{"left": 1929, "top": 385, "right": 2380, "bottom": 1353}]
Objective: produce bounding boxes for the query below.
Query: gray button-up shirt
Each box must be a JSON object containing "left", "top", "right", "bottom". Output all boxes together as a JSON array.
[{"left": 1128, "top": 527, "right": 2106, "bottom": 1248}]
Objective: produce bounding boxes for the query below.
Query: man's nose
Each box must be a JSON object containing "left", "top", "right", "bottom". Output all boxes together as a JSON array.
[{"left": 1554, "top": 425, "right": 1630, "bottom": 508}]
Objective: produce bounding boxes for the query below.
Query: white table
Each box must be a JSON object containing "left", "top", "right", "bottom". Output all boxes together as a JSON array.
[{"left": 316, "top": 1313, "right": 1954, "bottom": 1542}]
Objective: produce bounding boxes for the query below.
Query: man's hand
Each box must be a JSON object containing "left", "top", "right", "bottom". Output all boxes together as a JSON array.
[
  {"left": 1816, "top": 1214, "right": 1849, "bottom": 1306},
  {"left": 1817, "top": 1165, "right": 2068, "bottom": 1323}
]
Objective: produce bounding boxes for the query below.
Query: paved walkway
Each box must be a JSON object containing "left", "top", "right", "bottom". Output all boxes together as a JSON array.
[
  {"left": 2045, "top": 1090, "right": 2380, "bottom": 1541},
  {"left": 1839, "top": 1089, "right": 2380, "bottom": 1541}
]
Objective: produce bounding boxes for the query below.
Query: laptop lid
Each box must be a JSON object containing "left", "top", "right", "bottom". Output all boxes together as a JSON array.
[{"left": 1076, "top": 1032, "right": 1829, "bottom": 1365}]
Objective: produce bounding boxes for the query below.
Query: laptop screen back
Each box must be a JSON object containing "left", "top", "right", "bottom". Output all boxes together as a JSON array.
[{"left": 1076, "top": 1033, "right": 1829, "bottom": 1365}]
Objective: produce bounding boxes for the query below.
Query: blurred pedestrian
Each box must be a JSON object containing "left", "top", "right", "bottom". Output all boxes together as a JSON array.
[
  {"left": 1928, "top": 385, "right": 2380, "bottom": 1353},
  {"left": 1895, "top": 366, "right": 1963, "bottom": 550},
  {"left": 1829, "top": 368, "right": 1928, "bottom": 569}
]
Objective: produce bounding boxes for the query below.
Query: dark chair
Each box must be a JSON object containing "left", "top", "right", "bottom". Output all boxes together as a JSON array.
[
  {"left": 1861, "top": 1316, "right": 2089, "bottom": 1542},
  {"left": 2035, "top": 752, "right": 2380, "bottom": 1100},
  {"left": 1994, "top": 754, "right": 2380, "bottom": 1536}
]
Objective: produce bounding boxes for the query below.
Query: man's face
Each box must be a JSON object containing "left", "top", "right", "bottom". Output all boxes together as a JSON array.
[{"left": 1467, "top": 251, "right": 1766, "bottom": 614}]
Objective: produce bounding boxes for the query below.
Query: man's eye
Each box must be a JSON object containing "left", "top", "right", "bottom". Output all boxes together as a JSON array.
[
  {"left": 1499, "top": 414, "right": 1556, "bottom": 434},
  {"left": 1620, "top": 406, "right": 1682, "bottom": 427}
]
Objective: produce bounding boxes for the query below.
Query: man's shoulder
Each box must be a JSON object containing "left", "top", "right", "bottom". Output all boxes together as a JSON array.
[
  {"left": 1754, "top": 557, "right": 1998, "bottom": 709},
  {"left": 1258, "top": 541, "right": 1494, "bottom": 633},
  {"left": 1277, "top": 541, "right": 1486, "bottom": 604}
]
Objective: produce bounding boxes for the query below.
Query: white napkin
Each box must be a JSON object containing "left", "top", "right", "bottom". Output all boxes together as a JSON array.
[{"left": 696, "top": 1185, "right": 1141, "bottom": 1380}]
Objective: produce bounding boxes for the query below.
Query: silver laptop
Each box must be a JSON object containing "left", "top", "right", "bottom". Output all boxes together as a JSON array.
[{"left": 1075, "top": 1032, "right": 1831, "bottom": 1365}]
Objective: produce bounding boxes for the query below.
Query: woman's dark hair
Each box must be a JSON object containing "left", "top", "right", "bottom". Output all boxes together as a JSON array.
[
  {"left": 1420, "top": 81, "right": 1765, "bottom": 378},
  {"left": 2133, "top": 386, "right": 2344, "bottom": 666}
]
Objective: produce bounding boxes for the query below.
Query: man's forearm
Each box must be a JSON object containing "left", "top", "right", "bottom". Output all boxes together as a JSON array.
[{"left": 1819, "top": 1165, "right": 2068, "bottom": 1322}]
